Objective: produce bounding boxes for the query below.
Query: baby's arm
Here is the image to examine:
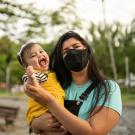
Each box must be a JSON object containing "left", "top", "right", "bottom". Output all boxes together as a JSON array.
[{"left": 26, "top": 66, "right": 39, "bottom": 87}]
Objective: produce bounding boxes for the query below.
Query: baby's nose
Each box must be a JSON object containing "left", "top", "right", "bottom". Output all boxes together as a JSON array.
[
  {"left": 37, "top": 54, "right": 42, "bottom": 60},
  {"left": 38, "top": 53, "right": 42, "bottom": 57}
]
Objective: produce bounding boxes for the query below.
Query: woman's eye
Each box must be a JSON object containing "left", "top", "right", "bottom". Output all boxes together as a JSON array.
[
  {"left": 63, "top": 51, "right": 66, "bottom": 54},
  {"left": 63, "top": 50, "right": 68, "bottom": 57},
  {"left": 74, "top": 46, "right": 80, "bottom": 49}
]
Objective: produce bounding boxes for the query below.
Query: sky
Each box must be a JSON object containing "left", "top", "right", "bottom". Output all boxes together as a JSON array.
[
  {"left": 17, "top": 0, "right": 135, "bottom": 24},
  {"left": 76, "top": 0, "right": 135, "bottom": 24},
  {"left": 1, "top": 0, "right": 134, "bottom": 41}
]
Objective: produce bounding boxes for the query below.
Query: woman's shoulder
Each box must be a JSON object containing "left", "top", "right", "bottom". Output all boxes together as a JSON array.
[
  {"left": 105, "top": 80, "right": 120, "bottom": 93},
  {"left": 99, "top": 80, "right": 122, "bottom": 115}
]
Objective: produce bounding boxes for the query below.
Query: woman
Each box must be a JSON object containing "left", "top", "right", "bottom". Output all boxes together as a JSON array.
[{"left": 25, "top": 31, "right": 122, "bottom": 135}]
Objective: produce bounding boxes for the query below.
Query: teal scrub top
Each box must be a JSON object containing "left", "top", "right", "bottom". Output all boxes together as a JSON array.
[{"left": 65, "top": 80, "right": 122, "bottom": 120}]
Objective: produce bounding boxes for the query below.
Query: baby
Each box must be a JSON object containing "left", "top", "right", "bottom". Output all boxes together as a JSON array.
[{"left": 17, "top": 41, "right": 65, "bottom": 132}]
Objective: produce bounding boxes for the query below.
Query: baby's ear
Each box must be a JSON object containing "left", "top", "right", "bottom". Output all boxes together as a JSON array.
[{"left": 24, "top": 64, "right": 28, "bottom": 70}]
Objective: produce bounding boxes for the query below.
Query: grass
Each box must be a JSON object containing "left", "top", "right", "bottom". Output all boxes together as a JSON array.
[
  {"left": 0, "top": 88, "right": 10, "bottom": 96},
  {"left": 120, "top": 86, "right": 135, "bottom": 104},
  {"left": 0, "top": 88, "right": 27, "bottom": 99},
  {"left": 0, "top": 87, "right": 135, "bottom": 104},
  {"left": 122, "top": 94, "right": 135, "bottom": 104}
]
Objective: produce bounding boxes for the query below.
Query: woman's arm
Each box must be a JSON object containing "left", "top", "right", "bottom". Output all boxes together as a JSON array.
[
  {"left": 25, "top": 83, "right": 120, "bottom": 135},
  {"left": 30, "top": 111, "right": 70, "bottom": 135},
  {"left": 31, "top": 111, "right": 64, "bottom": 132},
  {"left": 46, "top": 97, "right": 120, "bottom": 135}
]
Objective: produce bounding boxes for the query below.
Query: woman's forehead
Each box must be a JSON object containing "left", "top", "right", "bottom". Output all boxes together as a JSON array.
[{"left": 62, "top": 38, "right": 83, "bottom": 48}]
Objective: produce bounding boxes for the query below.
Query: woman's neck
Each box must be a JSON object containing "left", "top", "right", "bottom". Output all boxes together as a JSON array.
[{"left": 71, "top": 67, "right": 89, "bottom": 85}]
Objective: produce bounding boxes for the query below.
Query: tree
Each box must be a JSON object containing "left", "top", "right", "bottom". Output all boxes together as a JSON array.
[
  {"left": 101, "top": 0, "right": 117, "bottom": 80},
  {"left": 0, "top": 0, "right": 81, "bottom": 43},
  {"left": 0, "top": 36, "right": 16, "bottom": 91},
  {"left": 88, "top": 23, "right": 113, "bottom": 77}
]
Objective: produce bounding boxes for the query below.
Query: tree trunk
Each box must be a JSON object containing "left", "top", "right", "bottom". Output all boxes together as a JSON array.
[
  {"left": 101, "top": 0, "right": 118, "bottom": 80},
  {"left": 6, "top": 64, "right": 11, "bottom": 93},
  {"left": 125, "top": 56, "right": 130, "bottom": 92},
  {"left": 108, "top": 33, "right": 118, "bottom": 80}
]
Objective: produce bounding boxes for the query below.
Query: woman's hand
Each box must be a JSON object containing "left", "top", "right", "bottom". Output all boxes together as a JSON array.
[
  {"left": 24, "top": 82, "right": 70, "bottom": 134},
  {"left": 24, "top": 83, "right": 69, "bottom": 134},
  {"left": 31, "top": 111, "right": 65, "bottom": 133},
  {"left": 24, "top": 82, "right": 54, "bottom": 106}
]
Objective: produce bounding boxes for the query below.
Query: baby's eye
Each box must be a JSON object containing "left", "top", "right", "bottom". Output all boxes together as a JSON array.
[
  {"left": 31, "top": 55, "right": 36, "bottom": 58},
  {"left": 31, "top": 53, "right": 36, "bottom": 57},
  {"left": 40, "top": 50, "right": 44, "bottom": 53}
]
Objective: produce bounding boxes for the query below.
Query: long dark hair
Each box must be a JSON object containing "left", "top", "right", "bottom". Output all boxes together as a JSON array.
[{"left": 50, "top": 31, "right": 110, "bottom": 116}]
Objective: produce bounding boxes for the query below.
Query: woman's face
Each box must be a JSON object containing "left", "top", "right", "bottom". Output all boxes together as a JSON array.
[
  {"left": 62, "top": 38, "right": 86, "bottom": 57},
  {"left": 61, "top": 38, "right": 89, "bottom": 72}
]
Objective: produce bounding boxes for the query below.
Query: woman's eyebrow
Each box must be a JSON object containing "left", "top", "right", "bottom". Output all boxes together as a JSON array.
[
  {"left": 72, "top": 43, "right": 80, "bottom": 46},
  {"left": 63, "top": 43, "right": 80, "bottom": 51}
]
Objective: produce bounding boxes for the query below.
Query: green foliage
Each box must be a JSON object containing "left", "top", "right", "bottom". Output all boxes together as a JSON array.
[
  {"left": 0, "top": 0, "right": 135, "bottom": 88},
  {"left": 88, "top": 23, "right": 113, "bottom": 77},
  {"left": 51, "top": 11, "right": 65, "bottom": 25},
  {"left": 0, "top": 54, "right": 7, "bottom": 82},
  {"left": 10, "top": 61, "right": 24, "bottom": 84},
  {"left": 42, "top": 42, "right": 54, "bottom": 55},
  {"left": 0, "top": 36, "right": 22, "bottom": 85},
  {"left": 114, "top": 47, "right": 125, "bottom": 78},
  {"left": 88, "top": 21, "right": 135, "bottom": 79},
  {"left": 0, "top": 0, "right": 81, "bottom": 42}
]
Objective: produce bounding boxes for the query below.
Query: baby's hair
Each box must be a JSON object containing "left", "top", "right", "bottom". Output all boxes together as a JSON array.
[{"left": 17, "top": 41, "right": 38, "bottom": 66}]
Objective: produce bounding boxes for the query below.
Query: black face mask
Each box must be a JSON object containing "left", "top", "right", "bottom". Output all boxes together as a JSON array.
[{"left": 63, "top": 49, "right": 89, "bottom": 72}]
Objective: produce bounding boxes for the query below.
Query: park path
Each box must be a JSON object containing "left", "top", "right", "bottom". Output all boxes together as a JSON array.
[{"left": 0, "top": 97, "right": 135, "bottom": 135}]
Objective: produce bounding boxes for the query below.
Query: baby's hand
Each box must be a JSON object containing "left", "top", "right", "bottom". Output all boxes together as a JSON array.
[
  {"left": 26, "top": 66, "right": 35, "bottom": 77},
  {"left": 26, "top": 66, "right": 39, "bottom": 87}
]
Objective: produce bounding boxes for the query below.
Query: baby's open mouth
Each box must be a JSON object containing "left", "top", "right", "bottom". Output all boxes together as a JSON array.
[{"left": 39, "top": 58, "right": 47, "bottom": 68}]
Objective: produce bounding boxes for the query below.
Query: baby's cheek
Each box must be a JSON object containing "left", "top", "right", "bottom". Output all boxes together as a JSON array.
[{"left": 32, "top": 61, "right": 40, "bottom": 68}]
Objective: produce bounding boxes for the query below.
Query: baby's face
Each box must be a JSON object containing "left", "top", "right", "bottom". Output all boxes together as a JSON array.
[{"left": 24, "top": 44, "right": 49, "bottom": 71}]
